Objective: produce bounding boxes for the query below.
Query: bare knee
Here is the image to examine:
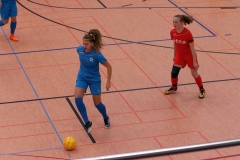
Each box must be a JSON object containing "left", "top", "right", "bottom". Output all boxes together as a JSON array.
[
  {"left": 11, "top": 16, "right": 17, "bottom": 22},
  {"left": 92, "top": 95, "right": 101, "bottom": 105},
  {"left": 3, "top": 19, "right": 9, "bottom": 25},
  {"left": 191, "top": 69, "right": 199, "bottom": 78},
  {"left": 75, "top": 87, "right": 85, "bottom": 98}
]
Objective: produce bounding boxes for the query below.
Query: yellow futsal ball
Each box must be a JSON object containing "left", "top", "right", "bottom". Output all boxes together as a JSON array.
[{"left": 63, "top": 137, "right": 76, "bottom": 151}]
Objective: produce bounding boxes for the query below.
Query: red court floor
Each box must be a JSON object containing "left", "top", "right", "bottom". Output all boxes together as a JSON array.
[{"left": 0, "top": 0, "right": 240, "bottom": 159}]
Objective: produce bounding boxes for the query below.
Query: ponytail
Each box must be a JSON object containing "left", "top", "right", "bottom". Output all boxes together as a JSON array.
[
  {"left": 83, "top": 29, "right": 103, "bottom": 52},
  {"left": 174, "top": 14, "right": 194, "bottom": 25}
]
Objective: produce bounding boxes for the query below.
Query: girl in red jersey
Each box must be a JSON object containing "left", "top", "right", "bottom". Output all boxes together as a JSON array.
[{"left": 164, "top": 15, "right": 205, "bottom": 98}]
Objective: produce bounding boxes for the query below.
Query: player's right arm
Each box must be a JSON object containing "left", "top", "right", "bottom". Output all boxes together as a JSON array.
[{"left": 170, "top": 30, "right": 176, "bottom": 61}]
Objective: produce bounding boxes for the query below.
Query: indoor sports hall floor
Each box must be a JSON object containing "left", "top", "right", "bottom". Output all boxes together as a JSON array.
[{"left": 0, "top": 0, "right": 240, "bottom": 159}]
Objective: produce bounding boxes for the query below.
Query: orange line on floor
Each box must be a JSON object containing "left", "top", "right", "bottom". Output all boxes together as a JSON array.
[
  {"left": 108, "top": 58, "right": 129, "bottom": 61},
  {"left": 92, "top": 130, "right": 198, "bottom": 145},
  {"left": 60, "top": 19, "right": 82, "bottom": 45},
  {"left": 45, "top": 0, "right": 55, "bottom": 12},
  {"left": 158, "top": 9, "right": 239, "bottom": 81},
  {"left": 0, "top": 67, "right": 21, "bottom": 72},
  {"left": 0, "top": 132, "right": 56, "bottom": 140},
  {"left": 100, "top": 68, "right": 143, "bottom": 122},
  {"left": 75, "top": 0, "right": 85, "bottom": 9},
  {"left": 156, "top": 12, "right": 174, "bottom": 26},
  {"left": 0, "top": 121, "right": 49, "bottom": 128},
  {"left": 5, "top": 58, "right": 130, "bottom": 70},
  {"left": 18, "top": 10, "right": 88, "bottom": 17},
  {"left": 86, "top": 16, "right": 144, "bottom": 122},
  {"left": 17, "top": 15, "right": 93, "bottom": 23},
  {"left": 8, "top": 22, "right": 94, "bottom": 30},
  {"left": 91, "top": 16, "right": 186, "bottom": 119},
  {"left": 188, "top": 10, "right": 240, "bottom": 16},
  {"left": 198, "top": 131, "right": 223, "bottom": 157},
  {"left": 24, "top": 63, "right": 79, "bottom": 70},
  {"left": 186, "top": 10, "right": 239, "bottom": 80},
  {"left": 171, "top": 0, "right": 228, "bottom": 5},
  {"left": 12, "top": 154, "right": 70, "bottom": 160},
  {"left": 154, "top": 137, "right": 174, "bottom": 160},
  {"left": 195, "top": 46, "right": 238, "bottom": 78},
  {"left": 134, "top": 106, "right": 175, "bottom": 113},
  {"left": 0, "top": 118, "right": 77, "bottom": 128},
  {"left": 147, "top": 0, "right": 227, "bottom": 6},
  {"left": 0, "top": 117, "right": 186, "bottom": 141}
]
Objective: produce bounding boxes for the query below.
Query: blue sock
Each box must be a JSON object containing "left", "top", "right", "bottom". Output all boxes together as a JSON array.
[
  {"left": 75, "top": 98, "right": 89, "bottom": 123},
  {"left": 95, "top": 102, "right": 108, "bottom": 119},
  {"left": 10, "top": 21, "right": 17, "bottom": 34},
  {"left": 0, "top": 20, "right": 4, "bottom": 26}
]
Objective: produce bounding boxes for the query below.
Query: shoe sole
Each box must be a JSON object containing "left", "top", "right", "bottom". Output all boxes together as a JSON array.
[
  {"left": 164, "top": 90, "right": 177, "bottom": 95},
  {"left": 87, "top": 127, "right": 92, "bottom": 133},
  {"left": 105, "top": 125, "right": 110, "bottom": 129},
  {"left": 10, "top": 38, "right": 18, "bottom": 42},
  {"left": 164, "top": 92, "right": 172, "bottom": 95}
]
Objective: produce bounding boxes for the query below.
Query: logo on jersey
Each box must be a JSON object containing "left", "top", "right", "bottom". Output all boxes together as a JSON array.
[
  {"left": 90, "top": 57, "right": 94, "bottom": 62},
  {"left": 174, "top": 39, "right": 186, "bottom": 44}
]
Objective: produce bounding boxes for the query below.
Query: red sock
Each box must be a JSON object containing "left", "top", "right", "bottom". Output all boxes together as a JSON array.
[
  {"left": 195, "top": 75, "right": 203, "bottom": 88},
  {"left": 171, "top": 77, "right": 178, "bottom": 86}
]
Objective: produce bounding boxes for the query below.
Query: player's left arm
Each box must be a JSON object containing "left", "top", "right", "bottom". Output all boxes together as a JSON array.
[
  {"left": 102, "top": 61, "right": 112, "bottom": 91},
  {"left": 188, "top": 30, "right": 198, "bottom": 69},
  {"left": 189, "top": 42, "right": 198, "bottom": 69}
]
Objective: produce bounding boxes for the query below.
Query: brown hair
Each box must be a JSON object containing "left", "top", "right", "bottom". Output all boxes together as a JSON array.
[
  {"left": 83, "top": 29, "right": 103, "bottom": 52},
  {"left": 174, "top": 15, "right": 194, "bottom": 25}
]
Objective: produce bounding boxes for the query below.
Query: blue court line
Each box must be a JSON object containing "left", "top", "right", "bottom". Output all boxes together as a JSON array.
[
  {"left": 0, "top": 35, "right": 214, "bottom": 56},
  {"left": 229, "top": 0, "right": 239, "bottom": 6},
  {"left": 0, "top": 147, "right": 63, "bottom": 157},
  {"left": 0, "top": 29, "right": 71, "bottom": 159},
  {"left": 168, "top": 0, "right": 217, "bottom": 36}
]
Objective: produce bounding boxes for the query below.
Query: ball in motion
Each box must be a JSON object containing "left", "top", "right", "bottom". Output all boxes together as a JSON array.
[{"left": 63, "top": 137, "right": 76, "bottom": 151}]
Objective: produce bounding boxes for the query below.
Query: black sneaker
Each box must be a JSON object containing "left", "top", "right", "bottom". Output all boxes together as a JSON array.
[
  {"left": 85, "top": 121, "right": 92, "bottom": 133},
  {"left": 104, "top": 117, "right": 110, "bottom": 129}
]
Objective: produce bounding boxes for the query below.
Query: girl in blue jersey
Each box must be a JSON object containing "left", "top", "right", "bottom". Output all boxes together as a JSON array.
[
  {"left": 75, "top": 29, "right": 112, "bottom": 133},
  {"left": 0, "top": 0, "right": 18, "bottom": 41}
]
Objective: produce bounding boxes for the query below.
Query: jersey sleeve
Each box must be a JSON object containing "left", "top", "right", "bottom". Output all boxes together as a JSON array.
[
  {"left": 76, "top": 46, "right": 84, "bottom": 54},
  {"left": 97, "top": 52, "right": 107, "bottom": 64},
  {"left": 187, "top": 31, "right": 194, "bottom": 44}
]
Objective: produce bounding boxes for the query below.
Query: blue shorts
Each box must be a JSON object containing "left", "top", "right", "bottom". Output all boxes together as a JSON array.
[
  {"left": 1, "top": 0, "right": 18, "bottom": 20},
  {"left": 76, "top": 78, "right": 101, "bottom": 95}
]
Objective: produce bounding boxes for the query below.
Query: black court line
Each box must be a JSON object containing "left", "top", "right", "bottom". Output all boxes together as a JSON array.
[
  {"left": 66, "top": 98, "right": 96, "bottom": 143},
  {"left": 0, "top": 77, "right": 239, "bottom": 105},
  {"left": 97, "top": 0, "right": 107, "bottom": 8},
  {"left": 17, "top": 0, "right": 240, "bottom": 56},
  {"left": 121, "top": 4, "right": 133, "bottom": 7},
  {"left": 221, "top": 7, "right": 237, "bottom": 9},
  {"left": 27, "top": 0, "right": 238, "bottom": 9}
]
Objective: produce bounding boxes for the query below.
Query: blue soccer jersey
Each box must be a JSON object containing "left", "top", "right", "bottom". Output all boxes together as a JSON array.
[{"left": 76, "top": 46, "right": 107, "bottom": 83}]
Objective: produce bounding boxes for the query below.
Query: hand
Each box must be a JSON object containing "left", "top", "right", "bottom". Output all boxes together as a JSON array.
[
  {"left": 193, "top": 61, "right": 199, "bottom": 69},
  {"left": 106, "top": 82, "right": 111, "bottom": 91},
  {"left": 0, "top": 2, "right": 2, "bottom": 8}
]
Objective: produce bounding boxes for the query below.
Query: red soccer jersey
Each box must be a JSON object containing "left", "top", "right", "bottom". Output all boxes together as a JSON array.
[{"left": 170, "top": 28, "right": 194, "bottom": 56}]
